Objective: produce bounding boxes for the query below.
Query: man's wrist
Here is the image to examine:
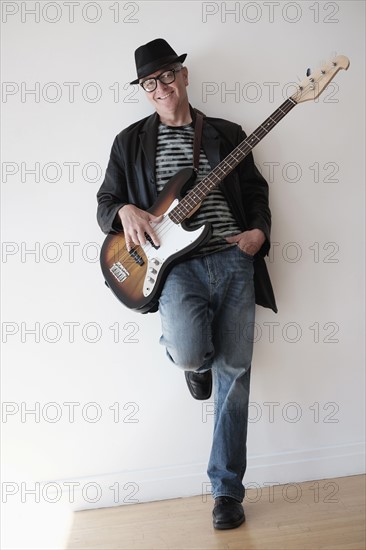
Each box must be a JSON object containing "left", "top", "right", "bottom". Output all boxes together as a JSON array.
[
  {"left": 118, "top": 204, "right": 129, "bottom": 217},
  {"left": 250, "top": 228, "right": 266, "bottom": 243}
]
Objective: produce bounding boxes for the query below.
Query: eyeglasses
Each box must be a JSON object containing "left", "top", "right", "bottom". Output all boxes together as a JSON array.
[{"left": 140, "top": 67, "right": 182, "bottom": 93}]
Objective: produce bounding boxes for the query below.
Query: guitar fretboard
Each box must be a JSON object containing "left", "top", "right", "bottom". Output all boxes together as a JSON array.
[{"left": 168, "top": 97, "right": 297, "bottom": 224}]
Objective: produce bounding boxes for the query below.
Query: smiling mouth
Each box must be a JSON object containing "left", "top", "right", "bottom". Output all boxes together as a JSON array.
[{"left": 158, "top": 91, "right": 174, "bottom": 100}]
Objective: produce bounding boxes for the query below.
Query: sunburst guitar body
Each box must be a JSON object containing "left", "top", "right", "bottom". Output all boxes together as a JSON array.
[{"left": 100, "top": 168, "right": 211, "bottom": 313}]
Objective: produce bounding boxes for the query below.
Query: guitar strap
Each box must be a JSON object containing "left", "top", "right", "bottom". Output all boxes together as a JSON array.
[{"left": 193, "top": 109, "right": 204, "bottom": 173}]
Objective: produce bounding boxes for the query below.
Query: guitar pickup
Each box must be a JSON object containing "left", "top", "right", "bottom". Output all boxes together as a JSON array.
[
  {"left": 144, "top": 232, "right": 160, "bottom": 249},
  {"left": 129, "top": 249, "right": 144, "bottom": 266}
]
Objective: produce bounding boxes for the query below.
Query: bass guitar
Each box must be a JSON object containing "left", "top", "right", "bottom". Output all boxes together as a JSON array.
[{"left": 100, "top": 55, "right": 350, "bottom": 313}]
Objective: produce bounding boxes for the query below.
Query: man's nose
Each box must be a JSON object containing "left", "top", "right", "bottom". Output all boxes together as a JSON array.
[{"left": 155, "top": 79, "right": 169, "bottom": 93}]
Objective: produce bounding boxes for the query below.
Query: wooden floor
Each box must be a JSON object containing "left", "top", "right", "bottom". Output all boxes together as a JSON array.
[{"left": 66, "top": 474, "right": 365, "bottom": 549}]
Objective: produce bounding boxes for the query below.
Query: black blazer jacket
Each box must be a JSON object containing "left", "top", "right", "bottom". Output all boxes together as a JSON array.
[{"left": 97, "top": 106, "right": 277, "bottom": 312}]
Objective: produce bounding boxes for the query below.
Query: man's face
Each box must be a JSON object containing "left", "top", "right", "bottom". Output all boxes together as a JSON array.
[{"left": 141, "top": 65, "right": 189, "bottom": 121}]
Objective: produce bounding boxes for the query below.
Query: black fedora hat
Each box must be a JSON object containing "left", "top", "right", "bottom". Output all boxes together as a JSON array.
[{"left": 130, "top": 38, "right": 187, "bottom": 85}]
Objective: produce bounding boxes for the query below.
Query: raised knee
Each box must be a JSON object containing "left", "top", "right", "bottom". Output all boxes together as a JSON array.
[{"left": 165, "top": 347, "right": 213, "bottom": 371}]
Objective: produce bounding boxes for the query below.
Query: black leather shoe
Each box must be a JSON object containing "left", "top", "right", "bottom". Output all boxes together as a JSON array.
[
  {"left": 212, "top": 496, "right": 245, "bottom": 530},
  {"left": 184, "top": 370, "right": 212, "bottom": 400}
]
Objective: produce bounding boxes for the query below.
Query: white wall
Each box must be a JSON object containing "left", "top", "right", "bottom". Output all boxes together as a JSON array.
[{"left": 1, "top": 0, "right": 365, "bottom": 535}]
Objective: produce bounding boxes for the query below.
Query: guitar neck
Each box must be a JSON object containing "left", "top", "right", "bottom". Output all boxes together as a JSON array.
[{"left": 169, "top": 97, "right": 297, "bottom": 224}]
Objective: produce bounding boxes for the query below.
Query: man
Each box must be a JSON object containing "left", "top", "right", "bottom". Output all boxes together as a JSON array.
[{"left": 97, "top": 38, "right": 277, "bottom": 529}]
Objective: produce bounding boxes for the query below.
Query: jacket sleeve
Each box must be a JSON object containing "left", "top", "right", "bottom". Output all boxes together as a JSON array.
[
  {"left": 96, "top": 135, "right": 127, "bottom": 234},
  {"left": 236, "top": 125, "right": 271, "bottom": 256}
]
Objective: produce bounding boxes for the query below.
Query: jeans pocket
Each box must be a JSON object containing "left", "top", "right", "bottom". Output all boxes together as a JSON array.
[{"left": 237, "top": 247, "right": 255, "bottom": 262}]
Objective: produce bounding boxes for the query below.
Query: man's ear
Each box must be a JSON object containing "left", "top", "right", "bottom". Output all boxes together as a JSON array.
[{"left": 182, "top": 66, "right": 189, "bottom": 86}]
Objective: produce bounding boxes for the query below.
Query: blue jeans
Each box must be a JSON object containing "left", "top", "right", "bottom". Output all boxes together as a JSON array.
[{"left": 159, "top": 245, "right": 256, "bottom": 502}]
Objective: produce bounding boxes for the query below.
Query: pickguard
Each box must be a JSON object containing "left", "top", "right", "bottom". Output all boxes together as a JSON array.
[{"left": 142, "top": 199, "right": 205, "bottom": 296}]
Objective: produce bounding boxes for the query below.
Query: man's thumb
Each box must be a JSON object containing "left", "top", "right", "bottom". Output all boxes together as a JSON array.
[{"left": 225, "top": 234, "right": 240, "bottom": 243}]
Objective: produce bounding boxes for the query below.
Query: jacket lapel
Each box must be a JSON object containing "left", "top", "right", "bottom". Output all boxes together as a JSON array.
[{"left": 139, "top": 112, "right": 159, "bottom": 176}]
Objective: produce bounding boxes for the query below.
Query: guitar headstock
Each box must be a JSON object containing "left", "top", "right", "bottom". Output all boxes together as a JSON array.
[{"left": 291, "top": 55, "right": 350, "bottom": 104}]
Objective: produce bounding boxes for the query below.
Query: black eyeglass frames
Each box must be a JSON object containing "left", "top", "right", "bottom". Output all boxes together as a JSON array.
[{"left": 140, "top": 67, "right": 183, "bottom": 92}]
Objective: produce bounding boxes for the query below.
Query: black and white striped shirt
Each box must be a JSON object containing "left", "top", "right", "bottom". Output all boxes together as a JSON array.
[{"left": 155, "top": 123, "right": 241, "bottom": 256}]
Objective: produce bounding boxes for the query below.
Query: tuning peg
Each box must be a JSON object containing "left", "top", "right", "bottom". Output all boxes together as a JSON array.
[
  {"left": 306, "top": 68, "right": 311, "bottom": 76},
  {"left": 330, "top": 51, "right": 338, "bottom": 66}
]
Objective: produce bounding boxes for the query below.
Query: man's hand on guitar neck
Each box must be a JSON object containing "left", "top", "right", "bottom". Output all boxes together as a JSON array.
[{"left": 118, "top": 204, "right": 163, "bottom": 251}]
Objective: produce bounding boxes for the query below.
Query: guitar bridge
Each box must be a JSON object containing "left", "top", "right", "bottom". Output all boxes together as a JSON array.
[{"left": 110, "top": 262, "right": 129, "bottom": 283}]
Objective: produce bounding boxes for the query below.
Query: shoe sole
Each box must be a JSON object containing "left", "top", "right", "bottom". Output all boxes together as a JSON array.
[{"left": 213, "top": 516, "right": 245, "bottom": 530}]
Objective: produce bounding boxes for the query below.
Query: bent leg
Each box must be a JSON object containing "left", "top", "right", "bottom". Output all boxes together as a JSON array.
[{"left": 159, "top": 258, "right": 214, "bottom": 372}]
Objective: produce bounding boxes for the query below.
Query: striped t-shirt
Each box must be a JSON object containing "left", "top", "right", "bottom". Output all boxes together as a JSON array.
[{"left": 155, "top": 122, "right": 241, "bottom": 256}]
